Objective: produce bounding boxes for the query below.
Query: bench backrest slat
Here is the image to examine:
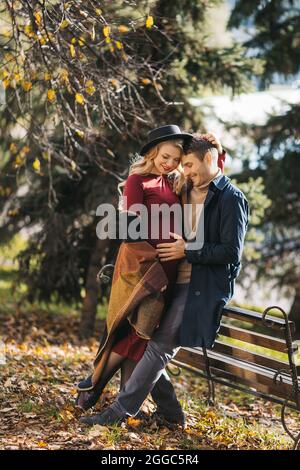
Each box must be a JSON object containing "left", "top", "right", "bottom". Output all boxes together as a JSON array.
[
  {"left": 222, "top": 306, "right": 294, "bottom": 335},
  {"left": 213, "top": 340, "right": 290, "bottom": 372},
  {"left": 218, "top": 323, "right": 290, "bottom": 353}
]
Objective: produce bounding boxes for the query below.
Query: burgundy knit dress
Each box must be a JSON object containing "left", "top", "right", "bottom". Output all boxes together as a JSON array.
[{"left": 111, "top": 172, "right": 181, "bottom": 361}]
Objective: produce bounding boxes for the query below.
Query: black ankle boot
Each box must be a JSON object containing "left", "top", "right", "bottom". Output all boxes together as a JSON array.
[
  {"left": 75, "top": 377, "right": 104, "bottom": 411},
  {"left": 75, "top": 389, "right": 102, "bottom": 411}
]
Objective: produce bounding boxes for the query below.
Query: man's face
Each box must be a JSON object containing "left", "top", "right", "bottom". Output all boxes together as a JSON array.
[{"left": 181, "top": 152, "right": 210, "bottom": 186}]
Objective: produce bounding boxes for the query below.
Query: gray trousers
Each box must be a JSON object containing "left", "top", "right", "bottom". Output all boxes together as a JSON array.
[{"left": 110, "top": 283, "right": 189, "bottom": 417}]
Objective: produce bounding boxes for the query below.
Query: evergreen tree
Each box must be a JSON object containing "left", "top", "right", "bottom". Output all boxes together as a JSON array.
[{"left": 229, "top": 0, "right": 300, "bottom": 334}]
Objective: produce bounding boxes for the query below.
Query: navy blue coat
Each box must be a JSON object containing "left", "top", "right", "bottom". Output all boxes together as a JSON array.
[{"left": 178, "top": 174, "right": 249, "bottom": 348}]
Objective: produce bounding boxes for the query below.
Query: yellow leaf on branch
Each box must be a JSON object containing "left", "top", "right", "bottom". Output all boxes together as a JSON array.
[
  {"left": 8, "top": 208, "right": 18, "bottom": 216},
  {"left": 69, "top": 44, "right": 76, "bottom": 58},
  {"left": 75, "top": 93, "right": 85, "bottom": 105},
  {"left": 103, "top": 25, "right": 110, "bottom": 38},
  {"left": 141, "top": 78, "right": 151, "bottom": 85},
  {"left": 14, "top": 155, "right": 25, "bottom": 168},
  {"left": 33, "top": 158, "right": 41, "bottom": 172},
  {"left": 22, "top": 81, "right": 32, "bottom": 92},
  {"left": 118, "top": 25, "right": 129, "bottom": 33},
  {"left": 85, "top": 86, "right": 95, "bottom": 94},
  {"left": 75, "top": 129, "right": 84, "bottom": 139},
  {"left": 34, "top": 12, "right": 42, "bottom": 26},
  {"left": 85, "top": 80, "right": 96, "bottom": 95},
  {"left": 47, "top": 89, "right": 56, "bottom": 103},
  {"left": 39, "top": 35, "right": 47, "bottom": 45},
  {"left": 90, "top": 25, "right": 96, "bottom": 40},
  {"left": 24, "top": 25, "right": 33, "bottom": 36},
  {"left": 2, "top": 78, "right": 10, "bottom": 89},
  {"left": 1, "top": 69, "right": 9, "bottom": 79},
  {"left": 22, "top": 145, "right": 30, "bottom": 156},
  {"left": 110, "top": 79, "right": 119, "bottom": 88},
  {"left": 60, "top": 19, "right": 69, "bottom": 29},
  {"left": 115, "top": 40, "right": 123, "bottom": 50},
  {"left": 146, "top": 15, "right": 154, "bottom": 28},
  {"left": 71, "top": 160, "right": 77, "bottom": 170},
  {"left": 10, "top": 143, "right": 18, "bottom": 154},
  {"left": 154, "top": 81, "right": 163, "bottom": 91}
]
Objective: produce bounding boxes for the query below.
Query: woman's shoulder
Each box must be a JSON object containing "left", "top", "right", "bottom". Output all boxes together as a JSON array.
[
  {"left": 126, "top": 173, "right": 144, "bottom": 182},
  {"left": 124, "top": 173, "right": 145, "bottom": 188}
]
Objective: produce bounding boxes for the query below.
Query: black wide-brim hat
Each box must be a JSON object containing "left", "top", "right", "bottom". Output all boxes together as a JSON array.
[{"left": 140, "top": 125, "right": 193, "bottom": 156}]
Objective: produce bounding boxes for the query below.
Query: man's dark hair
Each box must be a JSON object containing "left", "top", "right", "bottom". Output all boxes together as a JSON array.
[{"left": 183, "top": 134, "right": 218, "bottom": 161}]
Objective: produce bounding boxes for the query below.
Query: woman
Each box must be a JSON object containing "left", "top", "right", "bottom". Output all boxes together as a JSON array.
[{"left": 76, "top": 125, "right": 193, "bottom": 411}]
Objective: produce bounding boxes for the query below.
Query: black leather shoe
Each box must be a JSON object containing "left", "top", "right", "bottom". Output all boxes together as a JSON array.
[
  {"left": 79, "top": 406, "right": 125, "bottom": 426},
  {"left": 151, "top": 410, "right": 187, "bottom": 429}
]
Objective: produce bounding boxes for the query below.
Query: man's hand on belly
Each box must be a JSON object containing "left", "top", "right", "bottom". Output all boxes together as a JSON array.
[{"left": 156, "top": 232, "right": 186, "bottom": 262}]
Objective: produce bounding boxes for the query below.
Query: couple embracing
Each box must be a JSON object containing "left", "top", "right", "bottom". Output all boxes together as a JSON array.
[{"left": 75, "top": 125, "right": 249, "bottom": 428}]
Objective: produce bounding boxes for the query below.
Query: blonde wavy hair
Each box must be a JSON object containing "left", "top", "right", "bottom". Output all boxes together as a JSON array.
[{"left": 118, "top": 139, "right": 185, "bottom": 196}]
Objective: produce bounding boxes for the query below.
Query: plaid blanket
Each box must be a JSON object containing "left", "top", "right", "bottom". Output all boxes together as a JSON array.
[{"left": 90, "top": 240, "right": 168, "bottom": 387}]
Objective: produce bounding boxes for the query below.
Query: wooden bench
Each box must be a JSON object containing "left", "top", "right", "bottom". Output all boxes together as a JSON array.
[{"left": 170, "top": 305, "right": 300, "bottom": 449}]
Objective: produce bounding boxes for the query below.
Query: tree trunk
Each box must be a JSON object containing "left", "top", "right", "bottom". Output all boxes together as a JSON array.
[
  {"left": 79, "top": 237, "right": 111, "bottom": 339},
  {"left": 289, "top": 281, "right": 300, "bottom": 339}
]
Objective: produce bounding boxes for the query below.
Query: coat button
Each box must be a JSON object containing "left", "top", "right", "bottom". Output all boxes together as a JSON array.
[{"left": 194, "top": 290, "right": 200, "bottom": 296}]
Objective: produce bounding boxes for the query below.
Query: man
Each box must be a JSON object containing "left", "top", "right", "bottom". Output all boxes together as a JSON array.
[{"left": 80, "top": 134, "right": 249, "bottom": 427}]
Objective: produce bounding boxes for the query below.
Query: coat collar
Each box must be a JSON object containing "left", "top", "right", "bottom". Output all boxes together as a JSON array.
[
  {"left": 181, "top": 174, "right": 230, "bottom": 205},
  {"left": 209, "top": 174, "right": 230, "bottom": 191},
  {"left": 204, "top": 175, "right": 230, "bottom": 207}
]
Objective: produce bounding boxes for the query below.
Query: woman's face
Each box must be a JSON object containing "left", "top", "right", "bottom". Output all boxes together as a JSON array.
[{"left": 152, "top": 142, "right": 182, "bottom": 175}]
